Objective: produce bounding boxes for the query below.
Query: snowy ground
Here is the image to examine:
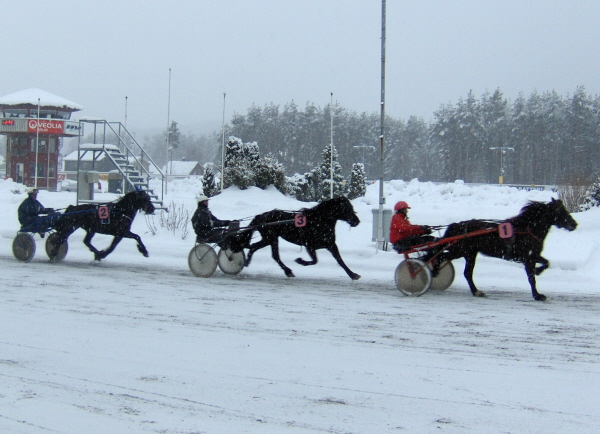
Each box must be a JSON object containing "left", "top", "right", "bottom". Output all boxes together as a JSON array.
[{"left": 1, "top": 179, "right": 599, "bottom": 433}]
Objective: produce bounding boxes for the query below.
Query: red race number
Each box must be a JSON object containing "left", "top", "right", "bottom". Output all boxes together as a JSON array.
[
  {"left": 294, "top": 213, "right": 307, "bottom": 227},
  {"left": 98, "top": 206, "right": 110, "bottom": 220},
  {"left": 498, "top": 222, "right": 513, "bottom": 239}
]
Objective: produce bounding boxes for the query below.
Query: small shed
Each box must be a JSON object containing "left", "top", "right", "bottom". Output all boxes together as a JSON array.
[{"left": 163, "top": 160, "right": 203, "bottom": 179}]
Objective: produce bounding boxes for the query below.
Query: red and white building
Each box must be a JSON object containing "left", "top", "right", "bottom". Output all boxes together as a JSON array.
[{"left": 0, "top": 88, "right": 82, "bottom": 190}]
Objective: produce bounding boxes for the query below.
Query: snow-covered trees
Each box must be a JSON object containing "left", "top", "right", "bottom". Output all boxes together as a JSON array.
[
  {"left": 223, "top": 137, "right": 255, "bottom": 190},
  {"left": 141, "top": 87, "right": 600, "bottom": 191},
  {"left": 167, "top": 121, "right": 180, "bottom": 151},
  {"left": 254, "top": 153, "right": 286, "bottom": 192},
  {"left": 314, "top": 143, "right": 345, "bottom": 201},
  {"left": 285, "top": 143, "right": 367, "bottom": 202},
  {"left": 347, "top": 163, "right": 367, "bottom": 200},
  {"left": 221, "top": 137, "right": 286, "bottom": 193},
  {"left": 202, "top": 164, "right": 219, "bottom": 198}
]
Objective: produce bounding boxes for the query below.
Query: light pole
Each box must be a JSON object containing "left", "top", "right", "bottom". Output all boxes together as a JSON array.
[
  {"left": 221, "top": 92, "right": 226, "bottom": 192},
  {"left": 353, "top": 145, "right": 375, "bottom": 176},
  {"left": 165, "top": 68, "right": 171, "bottom": 194},
  {"left": 329, "top": 92, "right": 334, "bottom": 199},
  {"left": 490, "top": 146, "right": 514, "bottom": 184},
  {"left": 34, "top": 98, "right": 40, "bottom": 188},
  {"left": 376, "top": 0, "right": 386, "bottom": 250}
]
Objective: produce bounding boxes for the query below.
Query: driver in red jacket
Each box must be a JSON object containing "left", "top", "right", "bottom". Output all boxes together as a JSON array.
[{"left": 390, "top": 201, "right": 435, "bottom": 252}]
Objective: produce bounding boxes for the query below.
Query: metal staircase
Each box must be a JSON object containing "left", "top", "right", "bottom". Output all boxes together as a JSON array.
[{"left": 76, "top": 119, "right": 167, "bottom": 210}]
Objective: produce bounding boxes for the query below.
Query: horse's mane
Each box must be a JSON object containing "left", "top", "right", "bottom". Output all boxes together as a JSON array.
[
  {"left": 507, "top": 200, "right": 557, "bottom": 225},
  {"left": 116, "top": 190, "right": 142, "bottom": 202},
  {"left": 516, "top": 200, "right": 548, "bottom": 216},
  {"left": 308, "top": 196, "right": 348, "bottom": 213},
  {"left": 113, "top": 190, "right": 149, "bottom": 208}
]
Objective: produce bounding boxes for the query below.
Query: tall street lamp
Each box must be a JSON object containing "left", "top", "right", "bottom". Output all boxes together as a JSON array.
[
  {"left": 353, "top": 145, "right": 375, "bottom": 177},
  {"left": 490, "top": 146, "right": 514, "bottom": 184}
]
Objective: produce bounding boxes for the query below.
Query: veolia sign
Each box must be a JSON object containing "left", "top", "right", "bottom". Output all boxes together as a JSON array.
[{"left": 27, "top": 119, "right": 64, "bottom": 134}]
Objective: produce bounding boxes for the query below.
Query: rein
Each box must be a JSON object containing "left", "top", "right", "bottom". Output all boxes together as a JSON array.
[
  {"left": 235, "top": 219, "right": 296, "bottom": 233},
  {"left": 513, "top": 227, "right": 544, "bottom": 245}
]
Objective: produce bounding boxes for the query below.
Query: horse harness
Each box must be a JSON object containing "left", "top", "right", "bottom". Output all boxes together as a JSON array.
[{"left": 89, "top": 203, "right": 133, "bottom": 225}]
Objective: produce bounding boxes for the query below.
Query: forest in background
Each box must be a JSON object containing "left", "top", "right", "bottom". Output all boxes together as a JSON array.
[{"left": 92, "top": 86, "right": 600, "bottom": 186}]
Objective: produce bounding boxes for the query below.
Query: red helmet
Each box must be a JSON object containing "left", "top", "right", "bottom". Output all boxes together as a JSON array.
[{"left": 394, "top": 201, "right": 411, "bottom": 211}]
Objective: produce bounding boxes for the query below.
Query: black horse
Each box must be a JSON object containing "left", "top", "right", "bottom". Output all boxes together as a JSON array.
[
  {"left": 51, "top": 190, "right": 156, "bottom": 261},
  {"left": 231, "top": 196, "right": 361, "bottom": 279},
  {"left": 431, "top": 198, "right": 577, "bottom": 301}
]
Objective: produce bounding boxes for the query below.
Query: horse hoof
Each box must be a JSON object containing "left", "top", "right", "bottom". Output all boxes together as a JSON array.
[
  {"left": 285, "top": 271, "right": 295, "bottom": 278},
  {"left": 473, "top": 290, "right": 486, "bottom": 297},
  {"left": 534, "top": 294, "right": 547, "bottom": 301},
  {"left": 351, "top": 273, "right": 361, "bottom": 280},
  {"left": 295, "top": 258, "right": 307, "bottom": 266}
]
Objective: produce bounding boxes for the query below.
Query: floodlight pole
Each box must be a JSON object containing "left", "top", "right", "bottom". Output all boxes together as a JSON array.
[
  {"left": 221, "top": 92, "right": 226, "bottom": 192},
  {"left": 490, "top": 146, "right": 514, "bottom": 184},
  {"left": 34, "top": 98, "right": 40, "bottom": 188},
  {"left": 377, "top": 0, "right": 387, "bottom": 250},
  {"left": 330, "top": 92, "right": 334, "bottom": 199},
  {"left": 166, "top": 68, "right": 171, "bottom": 194},
  {"left": 353, "top": 145, "right": 375, "bottom": 176}
]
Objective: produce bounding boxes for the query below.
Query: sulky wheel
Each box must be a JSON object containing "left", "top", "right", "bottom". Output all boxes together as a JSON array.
[
  {"left": 395, "top": 258, "right": 432, "bottom": 296},
  {"left": 188, "top": 243, "right": 218, "bottom": 277},
  {"left": 427, "top": 260, "right": 455, "bottom": 291},
  {"left": 12, "top": 233, "right": 36, "bottom": 263},
  {"left": 217, "top": 248, "right": 245, "bottom": 275},
  {"left": 45, "top": 233, "right": 68, "bottom": 263}
]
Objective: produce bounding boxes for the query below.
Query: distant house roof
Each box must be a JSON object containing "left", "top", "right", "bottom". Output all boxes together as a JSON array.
[
  {"left": 63, "top": 144, "right": 120, "bottom": 162},
  {"left": 162, "top": 161, "right": 201, "bottom": 176},
  {"left": 0, "top": 88, "right": 83, "bottom": 111}
]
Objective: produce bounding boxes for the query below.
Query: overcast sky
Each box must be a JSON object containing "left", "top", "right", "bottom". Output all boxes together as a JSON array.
[{"left": 2, "top": 0, "right": 599, "bottom": 136}]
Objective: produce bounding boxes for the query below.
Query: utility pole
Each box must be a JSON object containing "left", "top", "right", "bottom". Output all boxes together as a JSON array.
[
  {"left": 490, "top": 146, "right": 514, "bottom": 184},
  {"left": 35, "top": 98, "right": 40, "bottom": 188},
  {"left": 330, "top": 92, "right": 334, "bottom": 199},
  {"left": 376, "top": 0, "right": 386, "bottom": 250},
  {"left": 353, "top": 145, "right": 375, "bottom": 177},
  {"left": 165, "top": 68, "right": 171, "bottom": 194},
  {"left": 221, "top": 92, "right": 226, "bottom": 192}
]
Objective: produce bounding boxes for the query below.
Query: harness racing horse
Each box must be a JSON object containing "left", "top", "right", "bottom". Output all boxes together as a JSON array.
[
  {"left": 431, "top": 198, "right": 577, "bottom": 301},
  {"left": 231, "top": 196, "right": 361, "bottom": 279},
  {"left": 51, "top": 190, "right": 156, "bottom": 261}
]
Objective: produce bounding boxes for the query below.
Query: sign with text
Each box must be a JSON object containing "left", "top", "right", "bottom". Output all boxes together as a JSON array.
[{"left": 27, "top": 119, "right": 64, "bottom": 134}]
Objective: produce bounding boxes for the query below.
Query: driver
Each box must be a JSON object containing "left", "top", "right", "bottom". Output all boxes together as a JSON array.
[
  {"left": 191, "top": 193, "right": 232, "bottom": 244},
  {"left": 390, "top": 201, "right": 435, "bottom": 252},
  {"left": 17, "top": 187, "right": 56, "bottom": 234}
]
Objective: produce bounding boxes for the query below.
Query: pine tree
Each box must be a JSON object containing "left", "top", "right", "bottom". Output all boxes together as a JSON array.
[
  {"left": 202, "top": 164, "right": 219, "bottom": 197},
  {"left": 583, "top": 176, "right": 600, "bottom": 210},
  {"left": 347, "top": 163, "right": 367, "bottom": 199},
  {"left": 167, "top": 121, "right": 180, "bottom": 151},
  {"left": 223, "top": 137, "right": 254, "bottom": 189},
  {"left": 254, "top": 153, "right": 287, "bottom": 193},
  {"left": 315, "top": 143, "right": 345, "bottom": 201},
  {"left": 286, "top": 170, "right": 320, "bottom": 202}
]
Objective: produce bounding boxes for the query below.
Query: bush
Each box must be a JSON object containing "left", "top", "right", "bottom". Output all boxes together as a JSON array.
[
  {"left": 347, "top": 163, "right": 367, "bottom": 199},
  {"left": 582, "top": 176, "right": 600, "bottom": 210},
  {"left": 557, "top": 175, "right": 594, "bottom": 212},
  {"left": 202, "top": 164, "right": 219, "bottom": 197},
  {"left": 145, "top": 201, "right": 191, "bottom": 239}
]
